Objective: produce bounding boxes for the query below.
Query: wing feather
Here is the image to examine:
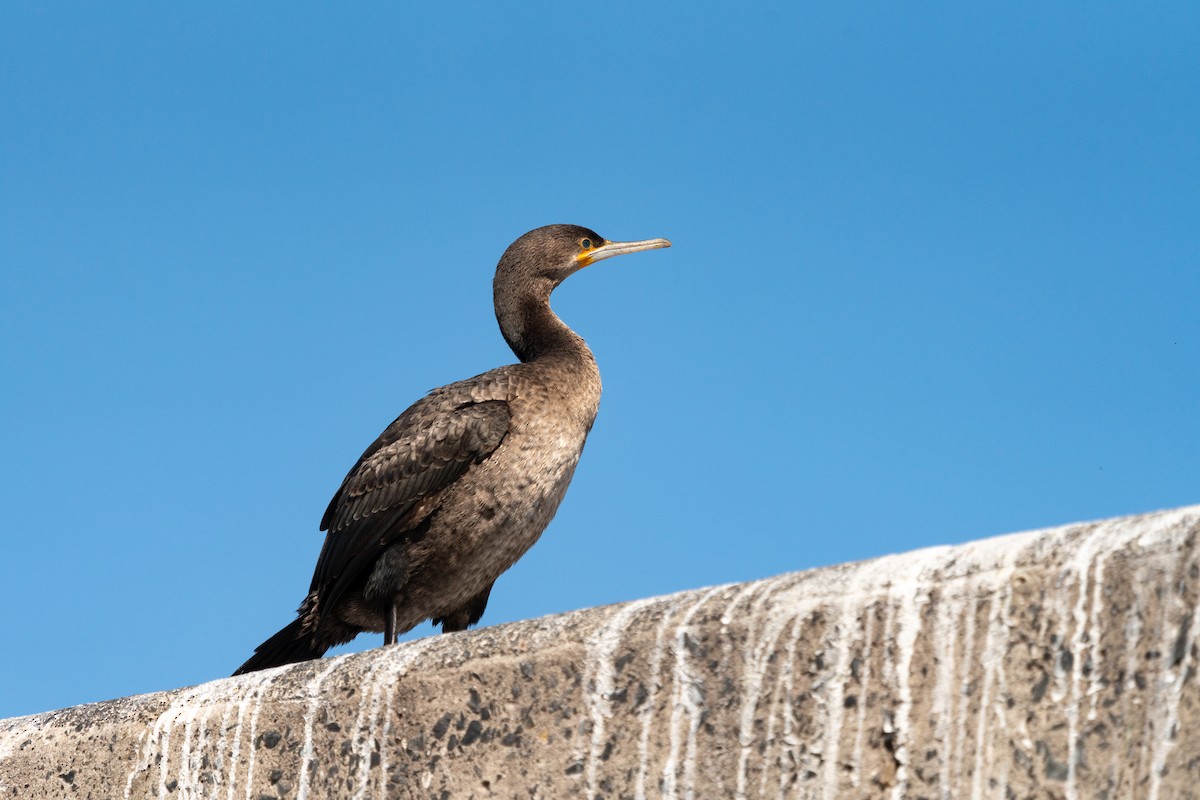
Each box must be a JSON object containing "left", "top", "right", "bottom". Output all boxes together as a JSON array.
[{"left": 309, "top": 398, "right": 510, "bottom": 608}]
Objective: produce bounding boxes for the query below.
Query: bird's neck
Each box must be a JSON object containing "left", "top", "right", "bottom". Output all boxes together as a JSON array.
[{"left": 498, "top": 295, "right": 592, "bottom": 365}]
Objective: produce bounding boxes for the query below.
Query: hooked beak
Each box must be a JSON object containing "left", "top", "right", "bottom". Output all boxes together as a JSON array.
[{"left": 578, "top": 237, "right": 672, "bottom": 267}]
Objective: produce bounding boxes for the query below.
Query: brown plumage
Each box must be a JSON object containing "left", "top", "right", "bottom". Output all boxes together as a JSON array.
[{"left": 233, "top": 224, "right": 670, "bottom": 674}]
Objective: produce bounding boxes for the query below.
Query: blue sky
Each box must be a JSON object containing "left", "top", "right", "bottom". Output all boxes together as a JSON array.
[{"left": 2, "top": 3, "right": 1197, "bottom": 719}]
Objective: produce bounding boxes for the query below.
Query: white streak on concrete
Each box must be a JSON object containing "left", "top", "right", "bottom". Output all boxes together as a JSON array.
[
  {"left": 583, "top": 598, "right": 658, "bottom": 798},
  {"left": 209, "top": 695, "right": 236, "bottom": 800},
  {"left": 951, "top": 585, "right": 977, "bottom": 795},
  {"left": 1122, "top": 557, "right": 1174, "bottom": 792},
  {"left": 636, "top": 591, "right": 703, "bottom": 800},
  {"left": 1142, "top": 559, "right": 1176, "bottom": 800},
  {"left": 814, "top": 602, "right": 849, "bottom": 799},
  {"left": 1084, "top": 547, "right": 1111, "bottom": 727},
  {"left": 0, "top": 720, "right": 30, "bottom": 786},
  {"left": 195, "top": 702, "right": 215, "bottom": 798},
  {"left": 1062, "top": 522, "right": 1111, "bottom": 800},
  {"left": 175, "top": 705, "right": 197, "bottom": 795},
  {"left": 887, "top": 563, "right": 927, "bottom": 800},
  {"left": 1144, "top": 569, "right": 1177, "bottom": 800},
  {"left": 222, "top": 671, "right": 273, "bottom": 800},
  {"left": 1122, "top": 562, "right": 1146, "bottom": 696},
  {"left": 1059, "top": 516, "right": 1157, "bottom": 800},
  {"left": 680, "top": 592, "right": 729, "bottom": 800},
  {"left": 773, "top": 614, "right": 805, "bottom": 798},
  {"left": 345, "top": 642, "right": 434, "bottom": 800},
  {"left": 718, "top": 574, "right": 780, "bottom": 797},
  {"left": 124, "top": 688, "right": 179, "bottom": 798},
  {"left": 377, "top": 640, "right": 435, "bottom": 799},
  {"left": 154, "top": 698, "right": 178, "bottom": 798},
  {"left": 157, "top": 716, "right": 176, "bottom": 798},
  {"left": 185, "top": 695, "right": 220, "bottom": 797},
  {"left": 293, "top": 658, "right": 345, "bottom": 800},
  {"left": 849, "top": 595, "right": 877, "bottom": 791},
  {"left": 991, "top": 578, "right": 1014, "bottom": 796},
  {"left": 732, "top": 575, "right": 804, "bottom": 800},
  {"left": 929, "top": 586, "right": 959, "bottom": 800},
  {"left": 358, "top": 657, "right": 400, "bottom": 797},
  {"left": 1148, "top": 531, "right": 1200, "bottom": 800},
  {"left": 126, "top": 728, "right": 155, "bottom": 800},
  {"left": 177, "top": 701, "right": 203, "bottom": 796},
  {"left": 720, "top": 581, "right": 765, "bottom": 628},
  {"left": 757, "top": 610, "right": 800, "bottom": 799},
  {"left": 241, "top": 674, "right": 270, "bottom": 800},
  {"left": 974, "top": 584, "right": 1013, "bottom": 799},
  {"left": 969, "top": 560, "right": 1016, "bottom": 799},
  {"left": 821, "top": 559, "right": 890, "bottom": 797},
  {"left": 346, "top": 653, "right": 389, "bottom": 800},
  {"left": 662, "top": 586, "right": 726, "bottom": 800}
]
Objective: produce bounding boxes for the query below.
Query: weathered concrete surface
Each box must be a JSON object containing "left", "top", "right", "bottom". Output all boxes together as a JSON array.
[{"left": 2, "top": 506, "right": 1198, "bottom": 799}]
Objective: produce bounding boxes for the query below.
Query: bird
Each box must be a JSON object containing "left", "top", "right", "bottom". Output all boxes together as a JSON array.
[{"left": 233, "top": 224, "right": 671, "bottom": 674}]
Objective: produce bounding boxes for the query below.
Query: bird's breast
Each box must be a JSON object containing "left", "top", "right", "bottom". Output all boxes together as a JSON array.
[{"left": 431, "top": 366, "right": 600, "bottom": 573}]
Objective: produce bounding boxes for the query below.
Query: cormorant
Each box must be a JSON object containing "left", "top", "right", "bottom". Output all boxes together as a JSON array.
[{"left": 233, "top": 224, "right": 671, "bottom": 674}]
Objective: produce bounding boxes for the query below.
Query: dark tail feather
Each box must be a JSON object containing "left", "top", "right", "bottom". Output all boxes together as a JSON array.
[{"left": 233, "top": 618, "right": 327, "bottom": 676}]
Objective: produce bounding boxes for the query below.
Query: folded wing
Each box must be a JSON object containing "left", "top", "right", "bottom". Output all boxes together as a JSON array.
[{"left": 310, "top": 398, "right": 511, "bottom": 611}]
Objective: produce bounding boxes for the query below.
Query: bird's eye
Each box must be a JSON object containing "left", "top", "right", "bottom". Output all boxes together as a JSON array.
[{"left": 580, "top": 238, "right": 593, "bottom": 250}]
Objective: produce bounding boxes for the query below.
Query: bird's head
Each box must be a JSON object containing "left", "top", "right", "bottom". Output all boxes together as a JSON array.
[
  {"left": 492, "top": 224, "right": 671, "bottom": 361},
  {"left": 495, "top": 224, "right": 672, "bottom": 293}
]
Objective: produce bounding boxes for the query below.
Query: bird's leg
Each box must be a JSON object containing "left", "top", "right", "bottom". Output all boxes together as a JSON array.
[
  {"left": 384, "top": 597, "right": 400, "bottom": 645},
  {"left": 437, "top": 582, "right": 495, "bottom": 634},
  {"left": 438, "top": 609, "right": 470, "bottom": 633}
]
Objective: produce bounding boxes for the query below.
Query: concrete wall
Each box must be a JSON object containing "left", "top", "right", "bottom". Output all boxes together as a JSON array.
[{"left": 2, "top": 505, "right": 1197, "bottom": 799}]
